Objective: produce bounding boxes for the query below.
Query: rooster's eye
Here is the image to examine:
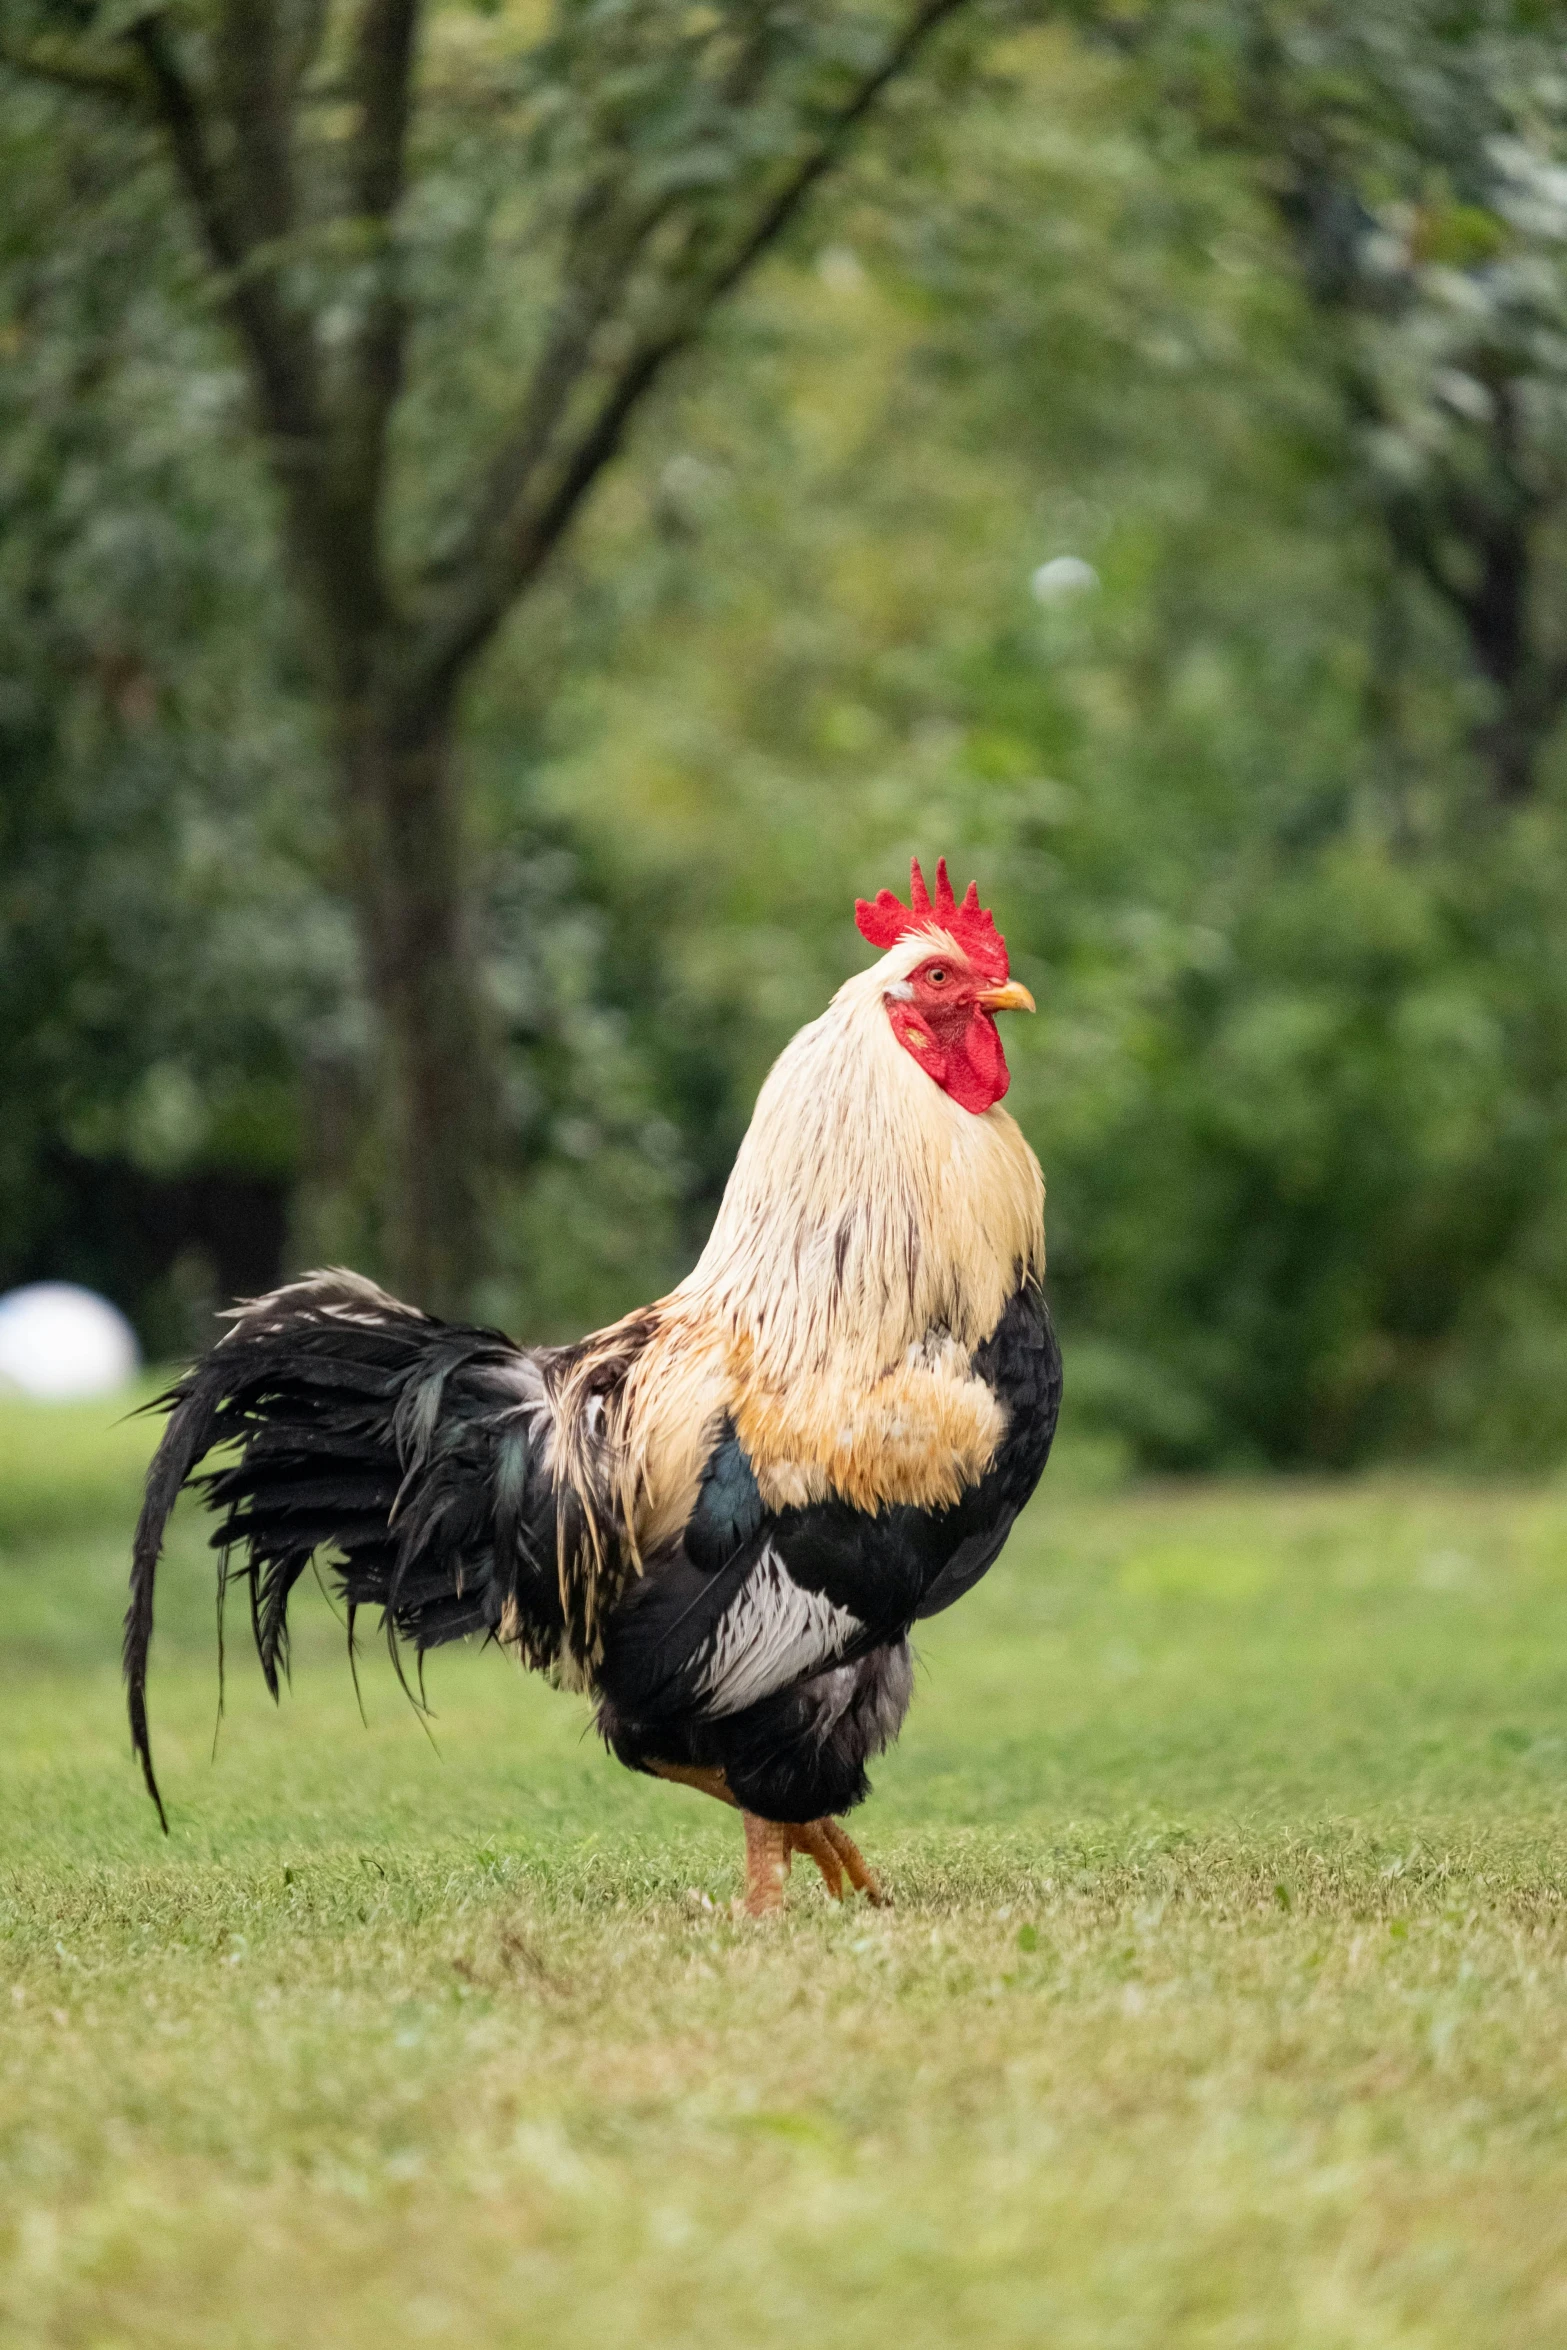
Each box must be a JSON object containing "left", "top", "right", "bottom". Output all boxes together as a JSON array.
[{"left": 926, "top": 966, "right": 948, "bottom": 985}]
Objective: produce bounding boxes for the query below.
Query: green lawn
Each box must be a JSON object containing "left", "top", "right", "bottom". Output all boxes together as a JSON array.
[{"left": 4, "top": 1393, "right": 1567, "bottom": 2348}]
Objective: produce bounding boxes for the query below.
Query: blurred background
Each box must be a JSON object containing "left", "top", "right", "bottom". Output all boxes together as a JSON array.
[{"left": 3, "top": 0, "right": 1566, "bottom": 1475}]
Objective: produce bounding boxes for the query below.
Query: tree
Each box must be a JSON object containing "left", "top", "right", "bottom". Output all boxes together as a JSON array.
[
  {"left": 1163, "top": 0, "right": 1567, "bottom": 808},
  {"left": 532, "top": 20, "right": 1567, "bottom": 1471},
  {"left": 0, "top": 0, "right": 968, "bottom": 1312},
  {"left": 0, "top": 79, "right": 351, "bottom": 1341}
]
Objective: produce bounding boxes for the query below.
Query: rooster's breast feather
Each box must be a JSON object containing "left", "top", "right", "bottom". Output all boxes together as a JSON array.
[{"left": 596, "top": 1270, "right": 1060, "bottom": 1734}]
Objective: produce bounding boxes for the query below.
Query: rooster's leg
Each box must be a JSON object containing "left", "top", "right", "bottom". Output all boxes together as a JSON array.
[
  {"left": 742, "top": 1813, "right": 793, "bottom": 1917},
  {"left": 646, "top": 1764, "right": 792, "bottom": 1916},
  {"left": 646, "top": 1764, "right": 883, "bottom": 1913},
  {"left": 786, "top": 1821, "right": 845, "bottom": 1900},
  {"left": 648, "top": 1760, "right": 738, "bottom": 1808},
  {"left": 779, "top": 1818, "right": 887, "bottom": 1906},
  {"left": 818, "top": 1817, "right": 888, "bottom": 1905},
  {"left": 746, "top": 1816, "right": 887, "bottom": 1912}
]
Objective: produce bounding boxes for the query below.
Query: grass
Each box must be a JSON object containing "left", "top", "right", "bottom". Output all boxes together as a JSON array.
[{"left": 4, "top": 1394, "right": 1567, "bottom": 2347}]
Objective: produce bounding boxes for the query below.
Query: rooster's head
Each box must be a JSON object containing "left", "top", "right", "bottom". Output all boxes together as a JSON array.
[{"left": 855, "top": 859, "right": 1034, "bottom": 1116}]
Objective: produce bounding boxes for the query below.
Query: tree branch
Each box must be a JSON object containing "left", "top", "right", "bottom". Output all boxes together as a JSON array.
[
  {"left": 213, "top": 0, "right": 297, "bottom": 250},
  {"left": 281, "top": 0, "right": 331, "bottom": 95},
  {"left": 343, "top": 0, "right": 415, "bottom": 481},
  {"left": 130, "top": 15, "right": 320, "bottom": 460},
  {"left": 352, "top": 0, "right": 419, "bottom": 222},
  {"left": 410, "top": 0, "right": 969, "bottom": 704},
  {"left": 131, "top": 10, "right": 398, "bottom": 674},
  {"left": 420, "top": 172, "right": 694, "bottom": 605},
  {"left": 0, "top": 30, "right": 144, "bottom": 102}
]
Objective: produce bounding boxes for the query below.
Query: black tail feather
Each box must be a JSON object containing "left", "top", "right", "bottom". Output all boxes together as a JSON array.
[
  {"left": 125, "top": 1368, "right": 226, "bottom": 1831},
  {"left": 123, "top": 1270, "right": 564, "bottom": 1824}
]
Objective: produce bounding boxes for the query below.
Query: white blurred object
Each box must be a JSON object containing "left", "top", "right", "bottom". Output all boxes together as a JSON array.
[
  {"left": 816, "top": 244, "right": 866, "bottom": 294},
  {"left": 0, "top": 1283, "right": 141, "bottom": 1401},
  {"left": 1030, "top": 555, "right": 1100, "bottom": 605}
]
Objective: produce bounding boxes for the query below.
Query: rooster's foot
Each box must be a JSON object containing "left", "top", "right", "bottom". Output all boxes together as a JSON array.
[
  {"left": 738, "top": 1811, "right": 888, "bottom": 1916},
  {"left": 814, "top": 1816, "right": 887, "bottom": 1906}
]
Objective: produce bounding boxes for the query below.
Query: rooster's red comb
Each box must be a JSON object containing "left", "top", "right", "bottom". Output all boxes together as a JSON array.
[{"left": 855, "top": 858, "right": 1008, "bottom": 982}]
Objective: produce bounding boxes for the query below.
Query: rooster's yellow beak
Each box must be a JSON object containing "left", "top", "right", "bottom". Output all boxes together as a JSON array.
[{"left": 978, "top": 980, "right": 1036, "bottom": 1015}]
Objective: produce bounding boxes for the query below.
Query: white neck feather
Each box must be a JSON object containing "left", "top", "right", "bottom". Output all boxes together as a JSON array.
[{"left": 677, "top": 946, "right": 1044, "bottom": 1393}]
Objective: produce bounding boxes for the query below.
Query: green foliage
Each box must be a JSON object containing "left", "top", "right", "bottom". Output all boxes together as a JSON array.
[
  {"left": 1158, "top": 0, "right": 1567, "bottom": 803},
  {"left": 497, "top": 23, "right": 1567, "bottom": 1460},
  {"left": 7, "top": 11, "right": 1567, "bottom": 1451}
]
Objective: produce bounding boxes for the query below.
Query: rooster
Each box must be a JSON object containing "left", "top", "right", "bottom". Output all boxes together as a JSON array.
[{"left": 126, "top": 860, "right": 1061, "bottom": 1914}]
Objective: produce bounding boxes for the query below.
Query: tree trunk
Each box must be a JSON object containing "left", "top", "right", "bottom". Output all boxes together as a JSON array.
[
  {"left": 1462, "top": 516, "right": 1540, "bottom": 808},
  {"left": 335, "top": 693, "right": 494, "bottom": 1319},
  {"left": 1476, "top": 700, "right": 1539, "bottom": 808}
]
